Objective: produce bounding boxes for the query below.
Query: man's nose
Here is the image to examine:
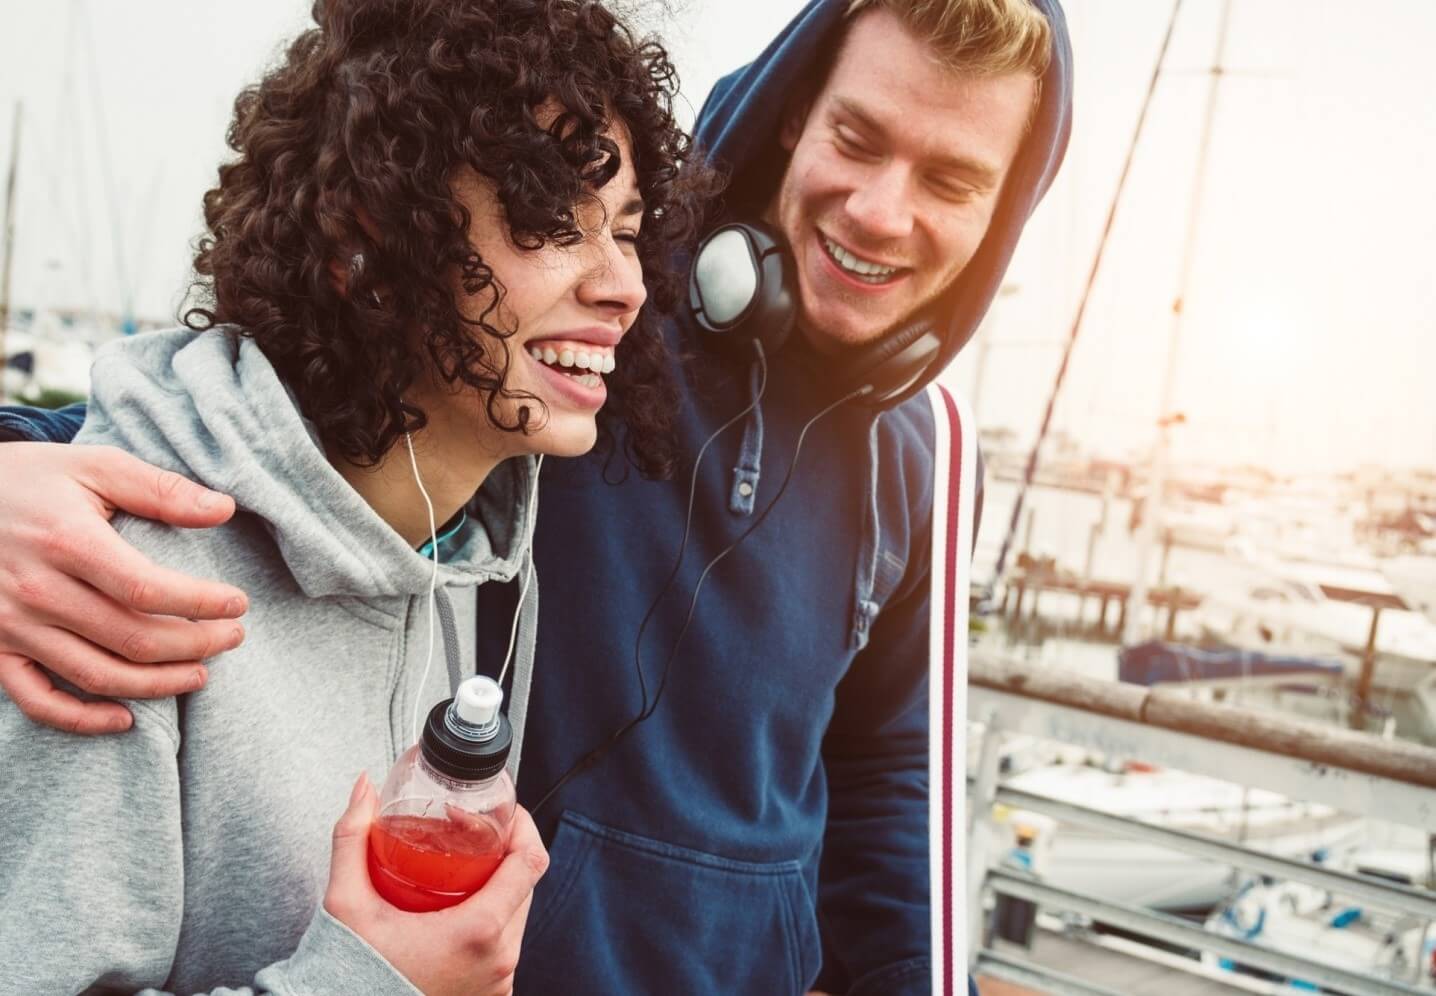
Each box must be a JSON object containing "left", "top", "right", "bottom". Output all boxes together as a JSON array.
[{"left": 844, "top": 164, "right": 915, "bottom": 242}]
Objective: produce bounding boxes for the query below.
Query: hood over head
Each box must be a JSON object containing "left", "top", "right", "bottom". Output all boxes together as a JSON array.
[
  {"left": 693, "top": 0, "right": 1073, "bottom": 403},
  {"left": 81, "top": 328, "right": 535, "bottom": 599}
]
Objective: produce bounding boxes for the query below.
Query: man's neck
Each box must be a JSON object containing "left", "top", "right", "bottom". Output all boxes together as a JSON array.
[{"left": 333, "top": 397, "right": 508, "bottom": 550}]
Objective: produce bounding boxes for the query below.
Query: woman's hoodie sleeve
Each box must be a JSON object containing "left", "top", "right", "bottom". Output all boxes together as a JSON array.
[{"left": 0, "top": 689, "right": 418, "bottom": 996}]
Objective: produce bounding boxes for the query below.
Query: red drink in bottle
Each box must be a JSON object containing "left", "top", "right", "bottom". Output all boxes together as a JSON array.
[
  {"left": 368, "top": 677, "right": 516, "bottom": 912},
  {"left": 368, "top": 813, "right": 507, "bottom": 912}
]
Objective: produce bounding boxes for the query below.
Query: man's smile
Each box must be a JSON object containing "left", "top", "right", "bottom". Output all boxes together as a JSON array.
[{"left": 815, "top": 228, "right": 913, "bottom": 291}]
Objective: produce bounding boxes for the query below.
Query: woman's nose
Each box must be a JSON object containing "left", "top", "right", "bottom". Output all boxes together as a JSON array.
[{"left": 577, "top": 237, "right": 647, "bottom": 318}]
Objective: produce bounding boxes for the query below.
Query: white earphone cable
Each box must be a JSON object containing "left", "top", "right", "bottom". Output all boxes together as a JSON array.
[
  {"left": 406, "top": 430, "right": 441, "bottom": 744},
  {"left": 497, "top": 453, "right": 543, "bottom": 688}
]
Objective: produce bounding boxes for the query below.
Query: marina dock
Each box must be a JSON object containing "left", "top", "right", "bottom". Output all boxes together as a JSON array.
[
  {"left": 1002, "top": 567, "right": 1204, "bottom": 640},
  {"left": 966, "top": 655, "right": 1436, "bottom": 995}
]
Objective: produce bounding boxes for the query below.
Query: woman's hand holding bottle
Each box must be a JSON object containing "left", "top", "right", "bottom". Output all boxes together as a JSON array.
[{"left": 324, "top": 772, "right": 549, "bottom": 996}]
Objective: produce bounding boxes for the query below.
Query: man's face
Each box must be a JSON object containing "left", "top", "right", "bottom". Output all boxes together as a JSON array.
[{"left": 771, "top": 8, "right": 1037, "bottom": 355}]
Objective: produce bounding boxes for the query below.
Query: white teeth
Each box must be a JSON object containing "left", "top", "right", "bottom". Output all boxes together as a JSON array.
[
  {"left": 529, "top": 343, "right": 616, "bottom": 380},
  {"left": 823, "top": 236, "right": 899, "bottom": 280}
]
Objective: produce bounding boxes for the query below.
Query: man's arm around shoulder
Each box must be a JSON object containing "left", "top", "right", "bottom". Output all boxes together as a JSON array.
[{"left": 0, "top": 403, "right": 87, "bottom": 443}]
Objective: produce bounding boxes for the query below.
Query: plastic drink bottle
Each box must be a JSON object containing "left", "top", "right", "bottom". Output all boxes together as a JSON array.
[{"left": 368, "top": 676, "right": 516, "bottom": 912}]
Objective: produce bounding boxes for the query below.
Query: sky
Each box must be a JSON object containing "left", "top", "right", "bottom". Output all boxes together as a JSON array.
[{"left": 0, "top": 0, "right": 1433, "bottom": 474}]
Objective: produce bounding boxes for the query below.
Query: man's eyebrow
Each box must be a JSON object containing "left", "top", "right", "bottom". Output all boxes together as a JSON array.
[{"left": 833, "top": 97, "right": 1002, "bottom": 186}]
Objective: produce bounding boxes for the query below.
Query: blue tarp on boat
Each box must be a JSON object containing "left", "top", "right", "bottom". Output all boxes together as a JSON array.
[{"left": 1118, "top": 640, "right": 1344, "bottom": 687}]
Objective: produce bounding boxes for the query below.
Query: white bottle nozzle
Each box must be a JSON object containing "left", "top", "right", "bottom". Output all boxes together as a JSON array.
[{"left": 453, "top": 675, "right": 503, "bottom": 735}]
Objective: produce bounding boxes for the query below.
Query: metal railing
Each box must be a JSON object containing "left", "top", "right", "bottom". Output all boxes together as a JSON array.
[{"left": 967, "top": 655, "right": 1436, "bottom": 996}]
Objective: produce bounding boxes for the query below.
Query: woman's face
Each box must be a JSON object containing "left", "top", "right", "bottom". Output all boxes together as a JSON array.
[{"left": 448, "top": 123, "right": 648, "bottom": 459}]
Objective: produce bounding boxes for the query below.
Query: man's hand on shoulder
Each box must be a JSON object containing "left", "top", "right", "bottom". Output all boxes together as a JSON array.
[{"left": 0, "top": 442, "right": 249, "bottom": 734}]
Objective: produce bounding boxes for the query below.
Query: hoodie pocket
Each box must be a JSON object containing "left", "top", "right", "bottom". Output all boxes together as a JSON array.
[{"left": 518, "top": 811, "right": 820, "bottom": 996}]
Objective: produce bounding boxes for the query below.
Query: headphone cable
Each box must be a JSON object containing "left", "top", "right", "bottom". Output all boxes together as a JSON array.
[
  {"left": 626, "top": 342, "right": 769, "bottom": 720},
  {"left": 531, "top": 376, "right": 863, "bottom": 816}
]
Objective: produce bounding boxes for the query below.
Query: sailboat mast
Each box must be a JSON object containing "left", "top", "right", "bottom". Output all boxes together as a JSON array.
[
  {"left": 986, "top": 0, "right": 1185, "bottom": 592},
  {"left": 0, "top": 102, "right": 21, "bottom": 402},
  {"left": 1123, "top": 0, "right": 1235, "bottom": 645}
]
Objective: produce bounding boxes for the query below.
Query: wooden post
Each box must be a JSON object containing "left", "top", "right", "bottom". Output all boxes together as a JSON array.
[
  {"left": 1116, "top": 595, "right": 1129, "bottom": 640},
  {"left": 1351, "top": 606, "right": 1382, "bottom": 731},
  {"left": 1165, "top": 586, "right": 1181, "bottom": 641},
  {"left": 1083, "top": 521, "right": 1101, "bottom": 581},
  {"left": 0, "top": 102, "right": 21, "bottom": 402}
]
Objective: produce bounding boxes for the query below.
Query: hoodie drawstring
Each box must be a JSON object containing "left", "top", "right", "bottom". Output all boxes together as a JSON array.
[
  {"left": 433, "top": 569, "right": 537, "bottom": 783},
  {"left": 434, "top": 588, "right": 465, "bottom": 699},
  {"left": 724, "top": 355, "right": 884, "bottom": 648},
  {"left": 729, "top": 359, "right": 765, "bottom": 516},
  {"left": 850, "top": 415, "right": 884, "bottom": 650}
]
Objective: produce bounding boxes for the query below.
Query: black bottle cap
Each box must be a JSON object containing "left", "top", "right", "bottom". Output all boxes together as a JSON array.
[{"left": 420, "top": 698, "right": 512, "bottom": 782}]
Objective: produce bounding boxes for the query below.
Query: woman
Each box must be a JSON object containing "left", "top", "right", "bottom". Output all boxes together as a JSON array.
[{"left": 0, "top": 0, "right": 715, "bottom": 993}]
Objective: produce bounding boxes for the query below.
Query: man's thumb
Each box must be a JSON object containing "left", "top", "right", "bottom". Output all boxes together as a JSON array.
[{"left": 79, "top": 446, "right": 236, "bottom": 528}]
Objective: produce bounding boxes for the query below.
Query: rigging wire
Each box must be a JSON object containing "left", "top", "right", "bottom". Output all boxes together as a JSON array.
[{"left": 987, "top": 0, "right": 1188, "bottom": 592}]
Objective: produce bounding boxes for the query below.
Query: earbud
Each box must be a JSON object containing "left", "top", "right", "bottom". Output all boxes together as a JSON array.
[{"left": 349, "top": 251, "right": 383, "bottom": 307}]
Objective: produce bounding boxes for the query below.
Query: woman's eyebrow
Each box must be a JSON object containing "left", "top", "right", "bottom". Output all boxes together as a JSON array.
[{"left": 618, "top": 197, "right": 645, "bottom": 218}]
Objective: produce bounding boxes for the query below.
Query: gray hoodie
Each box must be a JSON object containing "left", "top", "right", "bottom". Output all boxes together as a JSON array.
[{"left": 0, "top": 327, "right": 538, "bottom": 995}]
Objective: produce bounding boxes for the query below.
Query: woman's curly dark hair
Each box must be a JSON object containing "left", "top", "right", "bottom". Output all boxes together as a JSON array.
[{"left": 184, "top": 0, "right": 720, "bottom": 477}]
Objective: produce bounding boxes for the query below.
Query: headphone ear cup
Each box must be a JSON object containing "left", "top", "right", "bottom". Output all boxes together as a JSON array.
[
  {"left": 831, "top": 319, "right": 944, "bottom": 408},
  {"left": 688, "top": 222, "right": 797, "bottom": 358}
]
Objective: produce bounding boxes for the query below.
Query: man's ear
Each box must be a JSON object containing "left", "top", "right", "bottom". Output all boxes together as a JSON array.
[{"left": 779, "top": 90, "right": 815, "bottom": 153}]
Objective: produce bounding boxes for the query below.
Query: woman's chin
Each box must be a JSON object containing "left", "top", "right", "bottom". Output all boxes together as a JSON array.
[{"left": 529, "top": 416, "right": 599, "bottom": 459}]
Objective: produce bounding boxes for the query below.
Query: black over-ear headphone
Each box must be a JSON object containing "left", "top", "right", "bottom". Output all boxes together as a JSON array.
[{"left": 687, "top": 220, "right": 945, "bottom": 409}]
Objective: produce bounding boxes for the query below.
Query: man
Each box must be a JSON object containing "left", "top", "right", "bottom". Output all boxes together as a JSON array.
[{"left": 0, "top": 0, "right": 1071, "bottom": 992}]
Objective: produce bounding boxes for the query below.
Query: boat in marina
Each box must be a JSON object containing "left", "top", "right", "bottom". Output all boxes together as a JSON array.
[
  {"left": 993, "top": 761, "right": 1368, "bottom": 915},
  {"left": 2, "top": 316, "right": 96, "bottom": 402},
  {"left": 1386, "top": 557, "right": 1436, "bottom": 628},
  {"left": 1204, "top": 855, "right": 1436, "bottom": 992},
  {"left": 1185, "top": 558, "right": 1436, "bottom": 745}
]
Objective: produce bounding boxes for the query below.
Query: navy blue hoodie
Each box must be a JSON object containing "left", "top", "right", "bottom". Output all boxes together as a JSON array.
[{"left": 1, "top": 2, "right": 1071, "bottom": 992}]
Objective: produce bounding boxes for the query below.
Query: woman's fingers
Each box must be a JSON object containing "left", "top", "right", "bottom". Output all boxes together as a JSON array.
[
  {"left": 453, "top": 805, "right": 549, "bottom": 929},
  {"left": 0, "top": 654, "right": 135, "bottom": 734}
]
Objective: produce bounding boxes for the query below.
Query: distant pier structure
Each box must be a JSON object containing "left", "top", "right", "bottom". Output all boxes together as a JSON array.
[{"left": 1001, "top": 563, "right": 1204, "bottom": 642}]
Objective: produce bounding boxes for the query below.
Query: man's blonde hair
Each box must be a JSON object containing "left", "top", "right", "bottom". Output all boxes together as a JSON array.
[{"left": 844, "top": 0, "right": 1052, "bottom": 81}]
